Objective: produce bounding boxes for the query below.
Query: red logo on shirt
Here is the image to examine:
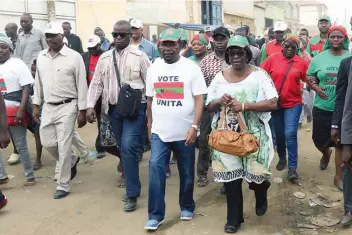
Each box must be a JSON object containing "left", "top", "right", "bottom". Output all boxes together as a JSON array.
[{"left": 0, "top": 77, "right": 7, "bottom": 92}]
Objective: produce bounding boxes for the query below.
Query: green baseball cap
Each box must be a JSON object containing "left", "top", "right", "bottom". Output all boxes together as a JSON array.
[
  {"left": 319, "top": 15, "right": 331, "bottom": 22},
  {"left": 226, "top": 35, "right": 249, "bottom": 49},
  {"left": 159, "top": 28, "right": 182, "bottom": 42}
]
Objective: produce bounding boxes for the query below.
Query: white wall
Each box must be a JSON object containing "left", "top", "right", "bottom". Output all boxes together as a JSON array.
[
  {"left": 300, "top": 5, "right": 319, "bottom": 25},
  {"left": 222, "top": 0, "right": 254, "bottom": 18},
  {"left": 0, "top": 0, "right": 76, "bottom": 36},
  {"left": 126, "top": 0, "right": 188, "bottom": 24},
  {"left": 254, "top": 6, "right": 265, "bottom": 37}
]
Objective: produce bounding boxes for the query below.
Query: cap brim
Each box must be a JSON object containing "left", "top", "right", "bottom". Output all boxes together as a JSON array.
[
  {"left": 227, "top": 44, "right": 246, "bottom": 49},
  {"left": 45, "top": 31, "right": 62, "bottom": 35},
  {"left": 319, "top": 18, "right": 330, "bottom": 22},
  {"left": 86, "top": 43, "right": 99, "bottom": 48},
  {"left": 159, "top": 39, "right": 179, "bottom": 42},
  {"left": 213, "top": 32, "right": 228, "bottom": 37},
  {"left": 273, "top": 29, "right": 286, "bottom": 32}
]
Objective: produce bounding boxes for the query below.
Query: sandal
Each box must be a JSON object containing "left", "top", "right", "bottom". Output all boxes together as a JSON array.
[
  {"left": 22, "top": 178, "right": 36, "bottom": 187},
  {"left": 33, "top": 161, "right": 42, "bottom": 171},
  {"left": 117, "top": 176, "right": 125, "bottom": 188},
  {"left": 319, "top": 149, "right": 332, "bottom": 170},
  {"left": 197, "top": 176, "right": 209, "bottom": 187}
]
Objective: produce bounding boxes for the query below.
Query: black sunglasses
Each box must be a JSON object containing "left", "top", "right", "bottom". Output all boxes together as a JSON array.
[{"left": 111, "top": 32, "right": 130, "bottom": 38}]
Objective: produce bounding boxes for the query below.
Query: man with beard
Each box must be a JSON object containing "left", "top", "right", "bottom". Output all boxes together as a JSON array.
[
  {"left": 198, "top": 26, "right": 230, "bottom": 193},
  {"left": 260, "top": 21, "right": 287, "bottom": 63},
  {"left": 33, "top": 22, "right": 87, "bottom": 199},
  {"left": 144, "top": 28, "right": 207, "bottom": 231},
  {"left": 87, "top": 20, "right": 151, "bottom": 212},
  {"left": 306, "top": 16, "right": 331, "bottom": 57}
]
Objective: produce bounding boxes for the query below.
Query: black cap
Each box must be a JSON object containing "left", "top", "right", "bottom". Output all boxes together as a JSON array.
[{"left": 213, "top": 26, "right": 230, "bottom": 38}]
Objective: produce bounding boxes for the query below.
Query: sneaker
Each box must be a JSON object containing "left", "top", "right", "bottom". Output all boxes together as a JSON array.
[
  {"left": 89, "top": 151, "right": 106, "bottom": 160},
  {"left": 124, "top": 197, "right": 137, "bottom": 212},
  {"left": 144, "top": 219, "right": 164, "bottom": 231},
  {"left": 180, "top": 210, "right": 194, "bottom": 221},
  {"left": 341, "top": 211, "right": 352, "bottom": 227},
  {"left": 0, "top": 196, "right": 8, "bottom": 211},
  {"left": 7, "top": 153, "right": 20, "bottom": 165}
]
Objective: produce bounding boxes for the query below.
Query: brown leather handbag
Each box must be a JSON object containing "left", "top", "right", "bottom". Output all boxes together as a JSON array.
[{"left": 208, "top": 107, "right": 259, "bottom": 157}]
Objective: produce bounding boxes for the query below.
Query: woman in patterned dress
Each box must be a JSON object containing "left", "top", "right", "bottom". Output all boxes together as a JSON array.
[{"left": 206, "top": 35, "right": 278, "bottom": 233}]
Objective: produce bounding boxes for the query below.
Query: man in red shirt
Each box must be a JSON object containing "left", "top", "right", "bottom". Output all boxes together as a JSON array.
[
  {"left": 260, "top": 21, "right": 287, "bottom": 63},
  {"left": 81, "top": 35, "right": 105, "bottom": 158}
]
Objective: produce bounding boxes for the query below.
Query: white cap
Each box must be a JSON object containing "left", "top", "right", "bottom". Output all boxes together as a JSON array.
[
  {"left": 130, "top": 19, "right": 143, "bottom": 29},
  {"left": 63, "top": 37, "right": 68, "bottom": 45},
  {"left": 273, "top": 21, "right": 287, "bottom": 32},
  {"left": 205, "top": 26, "right": 212, "bottom": 32},
  {"left": 44, "top": 21, "right": 64, "bottom": 34},
  {"left": 86, "top": 35, "right": 101, "bottom": 48}
]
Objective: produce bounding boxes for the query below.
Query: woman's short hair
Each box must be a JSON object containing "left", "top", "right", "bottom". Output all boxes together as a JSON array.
[{"left": 225, "top": 45, "right": 253, "bottom": 65}]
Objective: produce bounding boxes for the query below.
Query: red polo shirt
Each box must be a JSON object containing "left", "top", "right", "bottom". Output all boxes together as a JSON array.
[
  {"left": 260, "top": 53, "right": 308, "bottom": 108},
  {"left": 260, "top": 39, "right": 283, "bottom": 63}
]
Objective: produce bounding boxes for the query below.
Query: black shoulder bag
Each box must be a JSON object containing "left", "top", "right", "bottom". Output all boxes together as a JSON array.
[
  {"left": 112, "top": 50, "right": 142, "bottom": 120},
  {"left": 277, "top": 61, "right": 294, "bottom": 108}
]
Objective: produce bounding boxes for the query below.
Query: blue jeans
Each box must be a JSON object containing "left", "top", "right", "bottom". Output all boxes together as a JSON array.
[
  {"left": 109, "top": 103, "right": 146, "bottom": 198},
  {"left": 271, "top": 104, "right": 302, "bottom": 169},
  {"left": 148, "top": 134, "right": 195, "bottom": 221}
]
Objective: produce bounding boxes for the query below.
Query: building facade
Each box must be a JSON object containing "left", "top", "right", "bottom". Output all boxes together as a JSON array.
[
  {"left": 222, "top": 0, "right": 255, "bottom": 32},
  {"left": 0, "top": 0, "right": 76, "bottom": 35},
  {"left": 299, "top": 0, "right": 328, "bottom": 36}
]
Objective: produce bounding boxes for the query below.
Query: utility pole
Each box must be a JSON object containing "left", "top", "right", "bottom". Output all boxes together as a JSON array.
[{"left": 47, "top": 0, "right": 56, "bottom": 22}]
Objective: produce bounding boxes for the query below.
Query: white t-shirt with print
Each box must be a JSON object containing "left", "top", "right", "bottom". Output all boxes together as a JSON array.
[
  {"left": 0, "top": 57, "right": 34, "bottom": 106},
  {"left": 146, "top": 56, "right": 207, "bottom": 142}
]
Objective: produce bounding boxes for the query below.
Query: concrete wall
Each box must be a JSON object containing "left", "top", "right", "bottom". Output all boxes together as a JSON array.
[
  {"left": 265, "top": 3, "right": 285, "bottom": 21},
  {"left": 0, "top": 0, "right": 76, "bottom": 35},
  {"left": 75, "top": 0, "right": 127, "bottom": 47},
  {"left": 222, "top": 0, "right": 255, "bottom": 32},
  {"left": 254, "top": 5, "right": 265, "bottom": 36}
]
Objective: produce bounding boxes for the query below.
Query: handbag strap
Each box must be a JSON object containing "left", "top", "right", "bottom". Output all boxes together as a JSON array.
[
  {"left": 236, "top": 113, "right": 248, "bottom": 132},
  {"left": 112, "top": 50, "right": 121, "bottom": 88},
  {"left": 278, "top": 61, "right": 294, "bottom": 95}
]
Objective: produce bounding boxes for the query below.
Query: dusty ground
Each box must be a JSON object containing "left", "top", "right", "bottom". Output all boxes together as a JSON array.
[{"left": 0, "top": 122, "right": 351, "bottom": 235}]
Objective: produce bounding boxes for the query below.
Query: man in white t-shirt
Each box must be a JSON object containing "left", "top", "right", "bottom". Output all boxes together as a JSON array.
[{"left": 144, "top": 28, "right": 207, "bottom": 231}]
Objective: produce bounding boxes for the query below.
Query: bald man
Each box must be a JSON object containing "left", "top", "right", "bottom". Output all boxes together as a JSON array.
[
  {"left": 14, "top": 13, "right": 47, "bottom": 68},
  {"left": 4, "top": 23, "right": 19, "bottom": 51}
]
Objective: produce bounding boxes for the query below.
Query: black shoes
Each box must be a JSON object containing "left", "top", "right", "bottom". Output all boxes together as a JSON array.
[
  {"left": 254, "top": 181, "right": 270, "bottom": 216},
  {"left": 276, "top": 158, "right": 287, "bottom": 171},
  {"left": 288, "top": 168, "right": 299, "bottom": 181},
  {"left": 124, "top": 197, "right": 137, "bottom": 212},
  {"left": 224, "top": 224, "right": 241, "bottom": 233},
  {"left": 54, "top": 190, "right": 70, "bottom": 199}
]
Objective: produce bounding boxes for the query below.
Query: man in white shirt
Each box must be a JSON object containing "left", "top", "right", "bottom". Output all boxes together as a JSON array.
[
  {"left": 144, "top": 28, "right": 207, "bottom": 231},
  {"left": 33, "top": 22, "right": 88, "bottom": 199}
]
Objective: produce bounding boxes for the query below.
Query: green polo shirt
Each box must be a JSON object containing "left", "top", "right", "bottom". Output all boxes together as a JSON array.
[{"left": 306, "top": 35, "right": 326, "bottom": 58}]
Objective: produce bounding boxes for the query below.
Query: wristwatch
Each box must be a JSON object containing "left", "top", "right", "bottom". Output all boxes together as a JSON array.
[{"left": 191, "top": 125, "right": 199, "bottom": 131}]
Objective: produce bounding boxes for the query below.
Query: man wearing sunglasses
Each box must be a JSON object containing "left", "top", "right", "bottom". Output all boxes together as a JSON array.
[{"left": 87, "top": 20, "right": 151, "bottom": 212}]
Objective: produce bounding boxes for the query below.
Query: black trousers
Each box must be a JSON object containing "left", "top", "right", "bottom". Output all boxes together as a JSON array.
[
  {"left": 197, "top": 109, "right": 212, "bottom": 177},
  {"left": 224, "top": 179, "right": 270, "bottom": 226}
]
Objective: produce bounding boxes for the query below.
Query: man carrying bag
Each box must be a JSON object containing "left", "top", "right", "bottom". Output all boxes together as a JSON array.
[{"left": 87, "top": 20, "right": 151, "bottom": 212}]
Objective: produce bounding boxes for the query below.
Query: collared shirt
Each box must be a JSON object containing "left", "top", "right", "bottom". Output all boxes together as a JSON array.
[
  {"left": 33, "top": 45, "right": 87, "bottom": 110},
  {"left": 87, "top": 46, "right": 151, "bottom": 114},
  {"left": 137, "top": 38, "right": 157, "bottom": 62},
  {"left": 260, "top": 52, "right": 308, "bottom": 108},
  {"left": 200, "top": 52, "right": 227, "bottom": 87},
  {"left": 14, "top": 28, "right": 47, "bottom": 68},
  {"left": 260, "top": 39, "right": 283, "bottom": 64},
  {"left": 306, "top": 35, "right": 326, "bottom": 58}
]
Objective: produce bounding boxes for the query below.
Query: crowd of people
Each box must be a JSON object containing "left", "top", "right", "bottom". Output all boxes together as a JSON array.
[{"left": 0, "top": 13, "right": 352, "bottom": 233}]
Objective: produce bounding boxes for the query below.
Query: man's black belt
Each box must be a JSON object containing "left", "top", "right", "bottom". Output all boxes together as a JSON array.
[{"left": 47, "top": 98, "right": 74, "bottom": 106}]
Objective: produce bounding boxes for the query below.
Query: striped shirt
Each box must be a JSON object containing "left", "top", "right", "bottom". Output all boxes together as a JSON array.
[
  {"left": 87, "top": 46, "right": 151, "bottom": 114},
  {"left": 200, "top": 52, "right": 228, "bottom": 87}
]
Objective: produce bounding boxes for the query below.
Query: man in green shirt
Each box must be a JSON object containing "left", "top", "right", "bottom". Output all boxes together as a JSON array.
[{"left": 306, "top": 16, "right": 331, "bottom": 57}]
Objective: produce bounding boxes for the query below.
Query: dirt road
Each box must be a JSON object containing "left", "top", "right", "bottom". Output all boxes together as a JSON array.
[{"left": 0, "top": 122, "right": 351, "bottom": 235}]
